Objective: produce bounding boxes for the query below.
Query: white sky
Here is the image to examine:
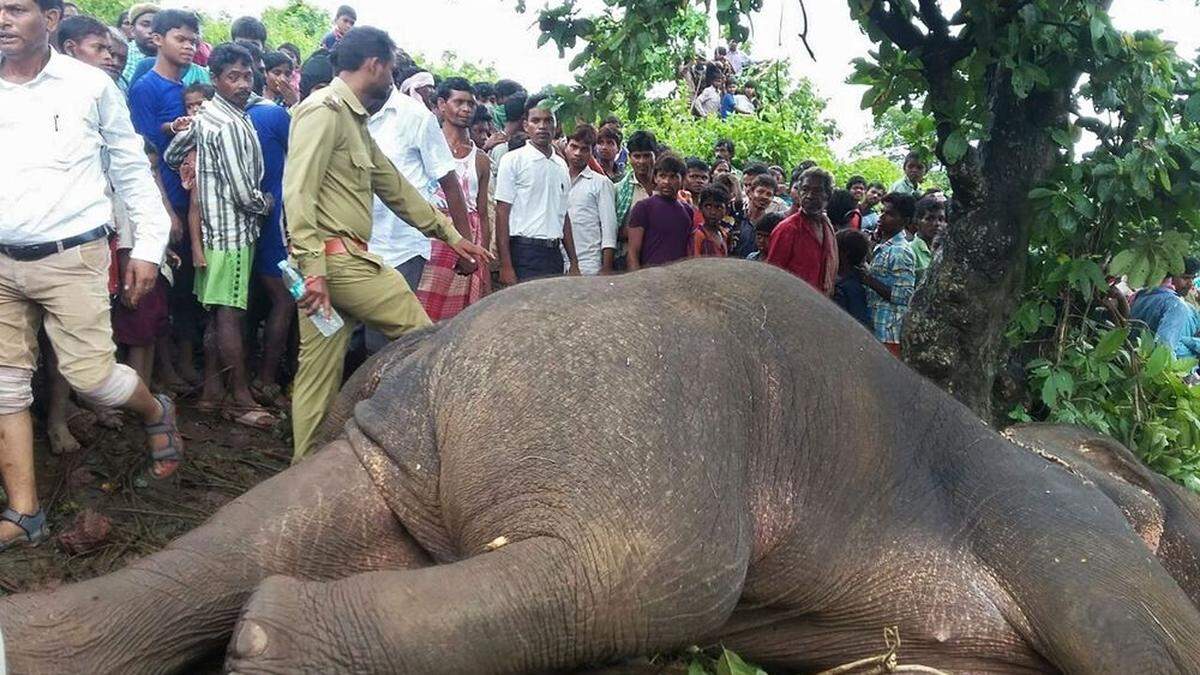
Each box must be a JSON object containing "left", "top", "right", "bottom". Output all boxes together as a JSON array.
[{"left": 170, "top": 0, "right": 1200, "bottom": 157}]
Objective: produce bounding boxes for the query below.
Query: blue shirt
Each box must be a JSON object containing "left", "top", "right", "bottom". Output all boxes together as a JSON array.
[
  {"left": 129, "top": 58, "right": 210, "bottom": 89},
  {"left": 128, "top": 70, "right": 189, "bottom": 210},
  {"left": 246, "top": 99, "right": 290, "bottom": 233},
  {"left": 1130, "top": 286, "right": 1200, "bottom": 359},
  {"left": 720, "top": 92, "right": 736, "bottom": 119}
]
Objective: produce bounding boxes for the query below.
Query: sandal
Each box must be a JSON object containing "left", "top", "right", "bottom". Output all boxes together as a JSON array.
[
  {"left": 224, "top": 407, "right": 278, "bottom": 430},
  {"left": 145, "top": 394, "right": 185, "bottom": 480},
  {"left": 0, "top": 508, "right": 49, "bottom": 552}
]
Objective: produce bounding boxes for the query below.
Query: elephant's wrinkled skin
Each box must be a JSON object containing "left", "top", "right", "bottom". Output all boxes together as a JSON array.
[{"left": 1, "top": 259, "right": 1198, "bottom": 674}]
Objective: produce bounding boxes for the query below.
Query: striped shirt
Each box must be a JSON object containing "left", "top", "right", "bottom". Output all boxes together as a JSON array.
[{"left": 164, "top": 94, "right": 270, "bottom": 250}]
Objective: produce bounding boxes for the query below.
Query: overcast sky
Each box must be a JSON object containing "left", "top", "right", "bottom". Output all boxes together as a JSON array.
[{"left": 169, "top": 0, "right": 1200, "bottom": 156}]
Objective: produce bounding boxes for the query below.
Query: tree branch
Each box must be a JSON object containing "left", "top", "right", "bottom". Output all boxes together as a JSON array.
[
  {"left": 797, "top": 0, "right": 817, "bottom": 61},
  {"left": 865, "top": 0, "right": 927, "bottom": 51},
  {"left": 917, "top": 0, "right": 950, "bottom": 36}
]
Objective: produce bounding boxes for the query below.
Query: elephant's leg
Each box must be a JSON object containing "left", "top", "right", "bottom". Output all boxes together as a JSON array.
[
  {"left": 0, "top": 441, "right": 430, "bottom": 675},
  {"left": 964, "top": 441, "right": 1200, "bottom": 673},
  {"left": 226, "top": 533, "right": 749, "bottom": 674}
]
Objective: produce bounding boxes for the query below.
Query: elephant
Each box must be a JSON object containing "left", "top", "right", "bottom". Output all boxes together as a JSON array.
[{"left": 1, "top": 258, "right": 1198, "bottom": 674}]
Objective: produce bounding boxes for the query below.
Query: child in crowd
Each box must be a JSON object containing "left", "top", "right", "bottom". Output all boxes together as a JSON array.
[
  {"left": 627, "top": 155, "right": 693, "bottom": 269},
  {"left": 748, "top": 212, "right": 784, "bottom": 262},
  {"left": 692, "top": 185, "right": 731, "bottom": 257},
  {"left": 891, "top": 150, "right": 927, "bottom": 196},
  {"left": 833, "top": 229, "right": 872, "bottom": 329},
  {"left": 180, "top": 83, "right": 215, "bottom": 271},
  {"left": 911, "top": 194, "right": 947, "bottom": 278}
]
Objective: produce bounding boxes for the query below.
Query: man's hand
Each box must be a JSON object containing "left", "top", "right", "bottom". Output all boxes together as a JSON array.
[
  {"left": 263, "top": 193, "right": 276, "bottom": 213},
  {"left": 568, "top": 262, "right": 581, "bottom": 276},
  {"left": 450, "top": 239, "right": 495, "bottom": 268},
  {"left": 454, "top": 256, "right": 478, "bottom": 276},
  {"left": 192, "top": 247, "right": 207, "bottom": 269},
  {"left": 123, "top": 259, "right": 160, "bottom": 309},
  {"left": 499, "top": 265, "right": 518, "bottom": 286},
  {"left": 297, "top": 275, "right": 332, "bottom": 318}
]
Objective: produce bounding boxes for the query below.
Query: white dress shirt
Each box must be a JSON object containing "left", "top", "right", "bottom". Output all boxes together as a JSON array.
[
  {"left": 566, "top": 166, "right": 617, "bottom": 275},
  {"left": 495, "top": 143, "right": 570, "bottom": 241},
  {"left": 367, "top": 87, "right": 457, "bottom": 268},
  {"left": 0, "top": 50, "right": 170, "bottom": 264}
]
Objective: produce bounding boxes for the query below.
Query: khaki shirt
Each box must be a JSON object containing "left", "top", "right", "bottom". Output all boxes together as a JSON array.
[{"left": 284, "top": 77, "right": 461, "bottom": 278}]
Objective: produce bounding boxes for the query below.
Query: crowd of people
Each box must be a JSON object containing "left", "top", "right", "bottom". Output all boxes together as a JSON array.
[{"left": 0, "top": 0, "right": 952, "bottom": 551}]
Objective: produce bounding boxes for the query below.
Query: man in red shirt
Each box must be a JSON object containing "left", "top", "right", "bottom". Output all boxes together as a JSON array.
[{"left": 766, "top": 167, "right": 838, "bottom": 295}]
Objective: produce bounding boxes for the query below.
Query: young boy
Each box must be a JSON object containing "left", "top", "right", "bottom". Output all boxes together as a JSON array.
[
  {"left": 833, "top": 229, "right": 872, "bottom": 329},
  {"left": 748, "top": 212, "right": 784, "bottom": 262},
  {"left": 627, "top": 155, "right": 693, "bottom": 270},
  {"left": 692, "top": 185, "right": 730, "bottom": 257},
  {"left": 911, "top": 194, "right": 946, "bottom": 277},
  {"left": 180, "top": 83, "right": 215, "bottom": 271},
  {"left": 890, "top": 150, "right": 927, "bottom": 196},
  {"left": 862, "top": 193, "right": 918, "bottom": 356},
  {"left": 322, "top": 5, "right": 357, "bottom": 50}
]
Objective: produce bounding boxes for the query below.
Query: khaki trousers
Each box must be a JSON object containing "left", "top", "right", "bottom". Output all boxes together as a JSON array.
[
  {"left": 0, "top": 239, "right": 118, "bottom": 393},
  {"left": 291, "top": 250, "right": 432, "bottom": 462}
]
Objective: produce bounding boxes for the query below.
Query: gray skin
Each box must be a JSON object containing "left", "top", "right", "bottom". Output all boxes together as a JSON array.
[{"left": 1, "top": 259, "right": 1199, "bottom": 674}]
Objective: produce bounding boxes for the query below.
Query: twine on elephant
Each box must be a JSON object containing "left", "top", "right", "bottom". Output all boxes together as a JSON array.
[{"left": 812, "top": 627, "right": 951, "bottom": 675}]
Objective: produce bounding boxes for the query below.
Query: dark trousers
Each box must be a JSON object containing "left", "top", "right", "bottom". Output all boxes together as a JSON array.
[{"left": 510, "top": 237, "right": 563, "bottom": 282}]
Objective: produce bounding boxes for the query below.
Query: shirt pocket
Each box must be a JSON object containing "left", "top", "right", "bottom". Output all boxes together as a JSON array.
[{"left": 51, "top": 103, "right": 100, "bottom": 169}]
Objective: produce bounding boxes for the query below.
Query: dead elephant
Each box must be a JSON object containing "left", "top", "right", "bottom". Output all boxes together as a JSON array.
[{"left": 1, "top": 259, "right": 1198, "bottom": 674}]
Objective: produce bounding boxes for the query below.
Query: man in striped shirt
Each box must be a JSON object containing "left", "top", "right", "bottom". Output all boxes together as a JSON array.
[{"left": 165, "top": 43, "right": 275, "bottom": 428}]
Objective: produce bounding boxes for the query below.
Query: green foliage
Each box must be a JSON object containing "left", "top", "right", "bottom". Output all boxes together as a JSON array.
[
  {"left": 685, "top": 647, "right": 768, "bottom": 675},
  {"left": 72, "top": 0, "right": 124, "bottom": 23},
  {"left": 412, "top": 50, "right": 500, "bottom": 84}
]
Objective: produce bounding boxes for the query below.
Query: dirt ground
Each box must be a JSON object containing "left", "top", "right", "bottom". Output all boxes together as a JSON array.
[{"left": 0, "top": 401, "right": 290, "bottom": 595}]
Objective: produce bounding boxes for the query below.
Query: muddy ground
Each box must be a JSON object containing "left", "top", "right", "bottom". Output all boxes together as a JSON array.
[{"left": 0, "top": 401, "right": 290, "bottom": 595}]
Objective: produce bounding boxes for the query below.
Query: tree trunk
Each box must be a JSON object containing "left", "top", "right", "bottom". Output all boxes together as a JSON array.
[{"left": 903, "top": 75, "right": 1067, "bottom": 423}]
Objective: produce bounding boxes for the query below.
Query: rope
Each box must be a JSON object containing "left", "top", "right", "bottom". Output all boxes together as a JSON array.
[{"left": 812, "top": 627, "right": 952, "bottom": 675}]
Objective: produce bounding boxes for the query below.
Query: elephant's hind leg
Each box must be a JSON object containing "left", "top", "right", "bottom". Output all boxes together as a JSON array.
[
  {"left": 226, "top": 533, "right": 750, "bottom": 674},
  {"left": 0, "top": 441, "right": 429, "bottom": 675}
]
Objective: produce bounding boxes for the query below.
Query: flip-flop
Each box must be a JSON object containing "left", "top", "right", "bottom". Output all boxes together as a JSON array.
[{"left": 225, "top": 408, "right": 278, "bottom": 430}]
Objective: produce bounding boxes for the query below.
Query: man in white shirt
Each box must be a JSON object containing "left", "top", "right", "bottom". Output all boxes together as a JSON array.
[
  {"left": 563, "top": 124, "right": 617, "bottom": 275},
  {"left": 0, "top": 0, "right": 185, "bottom": 551},
  {"left": 365, "top": 83, "right": 472, "bottom": 351},
  {"left": 495, "top": 95, "right": 579, "bottom": 284}
]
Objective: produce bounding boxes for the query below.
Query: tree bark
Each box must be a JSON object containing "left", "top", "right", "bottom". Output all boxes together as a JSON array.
[{"left": 903, "top": 72, "right": 1068, "bottom": 422}]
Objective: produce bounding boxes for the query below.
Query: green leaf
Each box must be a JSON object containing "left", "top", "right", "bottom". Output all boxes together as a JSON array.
[
  {"left": 688, "top": 662, "right": 710, "bottom": 675},
  {"left": 943, "top": 130, "right": 968, "bottom": 164},
  {"left": 1051, "top": 127, "right": 1073, "bottom": 148},
  {"left": 716, "top": 649, "right": 767, "bottom": 675},
  {"left": 1094, "top": 328, "right": 1130, "bottom": 361},
  {"left": 1186, "top": 95, "right": 1200, "bottom": 124},
  {"left": 1029, "top": 187, "right": 1057, "bottom": 199},
  {"left": 1146, "top": 344, "right": 1172, "bottom": 377}
]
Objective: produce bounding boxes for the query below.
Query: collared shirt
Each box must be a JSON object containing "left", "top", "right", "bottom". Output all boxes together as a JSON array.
[
  {"left": 765, "top": 211, "right": 838, "bottom": 295},
  {"left": 1131, "top": 286, "right": 1200, "bottom": 359},
  {"left": 889, "top": 178, "right": 923, "bottom": 196},
  {"left": 693, "top": 86, "right": 721, "bottom": 117},
  {"left": 567, "top": 166, "right": 618, "bottom": 275},
  {"left": 867, "top": 231, "right": 917, "bottom": 344},
  {"left": 0, "top": 49, "right": 169, "bottom": 264},
  {"left": 495, "top": 142, "right": 570, "bottom": 240},
  {"left": 283, "top": 77, "right": 460, "bottom": 278},
  {"left": 911, "top": 235, "right": 932, "bottom": 276},
  {"left": 122, "top": 39, "right": 148, "bottom": 84},
  {"left": 861, "top": 209, "right": 880, "bottom": 234},
  {"left": 615, "top": 172, "right": 650, "bottom": 226},
  {"left": 366, "top": 87, "right": 457, "bottom": 267},
  {"left": 165, "top": 95, "right": 270, "bottom": 250}
]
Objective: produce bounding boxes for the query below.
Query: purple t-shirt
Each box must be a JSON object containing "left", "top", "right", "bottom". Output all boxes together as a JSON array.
[{"left": 628, "top": 195, "right": 693, "bottom": 267}]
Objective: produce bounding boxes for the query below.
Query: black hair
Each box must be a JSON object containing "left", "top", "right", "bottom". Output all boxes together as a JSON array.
[
  {"left": 743, "top": 162, "right": 770, "bottom": 178},
  {"left": 685, "top": 157, "right": 710, "bottom": 174},
  {"left": 836, "top": 229, "right": 871, "bottom": 267},
  {"left": 330, "top": 26, "right": 395, "bottom": 73},
  {"left": 627, "top": 130, "right": 657, "bottom": 154},
  {"left": 904, "top": 150, "right": 927, "bottom": 167},
  {"left": 601, "top": 114, "right": 621, "bottom": 127},
  {"left": 654, "top": 154, "right": 687, "bottom": 177},
  {"left": 300, "top": 52, "right": 334, "bottom": 99},
  {"left": 882, "top": 192, "right": 918, "bottom": 222},
  {"left": 470, "top": 105, "right": 493, "bottom": 125},
  {"left": 827, "top": 189, "right": 860, "bottom": 229},
  {"left": 868, "top": 181, "right": 887, "bottom": 191},
  {"left": 209, "top": 42, "right": 254, "bottom": 79},
  {"left": 56, "top": 14, "right": 108, "bottom": 50},
  {"left": 234, "top": 39, "right": 263, "bottom": 61},
  {"left": 597, "top": 124, "right": 622, "bottom": 145},
  {"left": 703, "top": 63, "right": 724, "bottom": 88},
  {"left": 567, "top": 123, "right": 598, "bottom": 146},
  {"left": 184, "top": 82, "right": 215, "bottom": 100},
  {"left": 524, "top": 94, "right": 550, "bottom": 118},
  {"left": 473, "top": 81, "right": 495, "bottom": 99},
  {"left": 494, "top": 79, "right": 522, "bottom": 99},
  {"left": 914, "top": 195, "right": 945, "bottom": 222},
  {"left": 230, "top": 16, "right": 267, "bottom": 44},
  {"left": 714, "top": 138, "right": 735, "bottom": 155},
  {"left": 846, "top": 175, "right": 867, "bottom": 190},
  {"left": 756, "top": 212, "right": 785, "bottom": 235},
  {"left": 35, "top": 0, "right": 63, "bottom": 12},
  {"left": 115, "top": 10, "right": 128, "bottom": 27},
  {"left": 437, "top": 76, "right": 474, "bottom": 102},
  {"left": 798, "top": 166, "right": 834, "bottom": 197},
  {"left": 335, "top": 4, "right": 357, "bottom": 21},
  {"left": 502, "top": 94, "right": 527, "bottom": 123},
  {"left": 279, "top": 42, "right": 301, "bottom": 61},
  {"left": 698, "top": 184, "right": 730, "bottom": 207},
  {"left": 751, "top": 174, "right": 778, "bottom": 193},
  {"left": 715, "top": 46, "right": 728, "bottom": 56},
  {"left": 151, "top": 9, "right": 199, "bottom": 36},
  {"left": 263, "top": 51, "right": 293, "bottom": 73}
]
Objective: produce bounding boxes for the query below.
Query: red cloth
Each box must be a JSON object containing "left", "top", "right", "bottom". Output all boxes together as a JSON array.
[
  {"left": 765, "top": 211, "right": 838, "bottom": 296},
  {"left": 846, "top": 211, "right": 862, "bottom": 231},
  {"left": 415, "top": 211, "right": 489, "bottom": 322},
  {"left": 112, "top": 276, "right": 170, "bottom": 347}
]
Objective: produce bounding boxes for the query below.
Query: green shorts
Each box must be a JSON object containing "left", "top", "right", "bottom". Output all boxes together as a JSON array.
[{"left": 194, "top": 246, "right": 255, "bottom": 310}]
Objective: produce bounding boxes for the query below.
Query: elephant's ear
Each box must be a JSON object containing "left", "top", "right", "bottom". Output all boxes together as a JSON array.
[{"left": 314, "top": 323, "right": 444, "bottom": 448}]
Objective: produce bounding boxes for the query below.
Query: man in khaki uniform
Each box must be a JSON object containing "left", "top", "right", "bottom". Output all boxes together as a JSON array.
[{"left": 285, "top": 26, "right": 491, "bottom": 461}]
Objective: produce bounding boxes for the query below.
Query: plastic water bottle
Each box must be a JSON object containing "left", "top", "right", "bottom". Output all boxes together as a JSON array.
[{"left": 278, "top": 260, "right": 345, "bottom": 337}]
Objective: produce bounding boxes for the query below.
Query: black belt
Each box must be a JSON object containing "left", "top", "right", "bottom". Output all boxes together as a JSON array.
[
  {"left": 0, "top": 225, "right": 111, "bottom": 262},
  {"left": 510, "top": 235, "right": 562, "bottom": 249}
]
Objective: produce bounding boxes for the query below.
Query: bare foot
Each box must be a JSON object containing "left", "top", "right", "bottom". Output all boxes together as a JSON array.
[
  {"left": 0, "top": 520, "right": 26, "bottom": 545},
  {"left": 47, "top": 420, "right": 82, "bottom": 455}
]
